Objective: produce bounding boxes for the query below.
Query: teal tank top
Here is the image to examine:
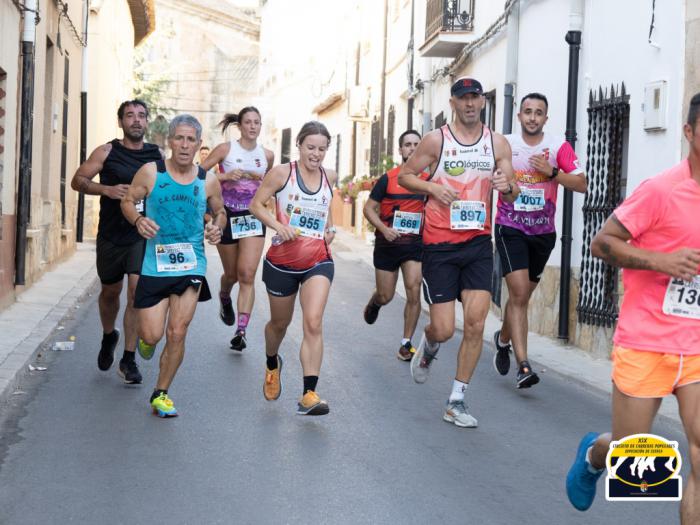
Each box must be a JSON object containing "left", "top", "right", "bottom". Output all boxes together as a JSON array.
[{"left": 141, "top": 159, "right": 208, "bottom": 277}]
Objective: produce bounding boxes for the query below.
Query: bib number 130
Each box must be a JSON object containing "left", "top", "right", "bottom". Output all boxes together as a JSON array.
[{"left": 663, "top": 276, "right": 700, "bottom": 319}]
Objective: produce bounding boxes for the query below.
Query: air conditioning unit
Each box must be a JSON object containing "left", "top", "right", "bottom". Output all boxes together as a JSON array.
[{"left": 349, "top": 86, "right": 368, "bottom": 120}]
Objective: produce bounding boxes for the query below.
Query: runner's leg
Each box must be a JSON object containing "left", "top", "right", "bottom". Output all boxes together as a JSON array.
[
  {"left": 675, "top": 382, "right": 700, "bottom": 524},
  {"left": 218, "top": 243, "right": 239, "bottom": 297},
  {"left": 457, "top": 289, "right": 490, "bottom": 383},
  {"left": 400, "top": 260, "right": 422, "bottom": 341},
  {"left": 99, "top": 280, "right": 123, "bottom": 334},
  {"left": 373, "top": 268, "right": 399, "bottom": 306},
  {"left": 123, "top": 274, "right": 140, "bottom": 353},
  {"left": 298, "top": 275, "right": 332, "bottom": 376},
  {"left": 235, "top": 235, "right": 265, "bottom": 327}
]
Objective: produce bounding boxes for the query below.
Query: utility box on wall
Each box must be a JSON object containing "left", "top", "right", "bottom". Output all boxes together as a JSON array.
[{"left": 643, "top": 80, "right": 668, "bottom": 131}]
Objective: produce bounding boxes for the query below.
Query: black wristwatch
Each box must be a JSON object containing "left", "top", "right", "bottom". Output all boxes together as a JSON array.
[
  {"left": 550, "top": 167, "right": 560, "bottom": 179},
  {"left": 502, "top": 182, "right": 513, "bottom": 195}
]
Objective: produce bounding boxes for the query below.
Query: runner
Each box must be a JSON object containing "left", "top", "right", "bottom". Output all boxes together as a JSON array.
[
  {"left": 249, "top": 121, "right": 337, "bottom": 416},
  {"left": 363, "top": 129, "right": 427, "bottom": 360},
  {"left": 70, "top": 99, "right": 161, "bottom": 384},
  {"left": 398, "top": 78, "right": 518, "bottom": 428},
  {"left": 199, "top": 107, "right": 274, "bottom": 351},
  {"left": 493, "top": 93, "right": 587, "bottom": 388},
  {"left": 120, "top": 114, "right": 226, "bottom": 418},
  {"left": 566, "top": 95, "right": 700, "bottom": 523}
]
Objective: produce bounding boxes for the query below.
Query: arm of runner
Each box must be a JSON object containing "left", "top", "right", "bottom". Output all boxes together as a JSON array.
[
  {"left": 202, "top": 142, "right": 243, "bottom": 183},
  {"left": 492, "top": 133, "right": 520, "bottom": 203},
  {"left": 70, "top": 144, "right": 127, "bottom": 198},
  {"left": 592, "top": 214, "right": 700, "bottom": 280},
  {"left": 121, "top": 162, "right": 159, "bottom": 239},
  {"left": 204, "top": 172, "right": 226, "bottom": 245},
  {"left": 398, "top": 131, "right": 456, "bottom": 205},
  {"left": 249, "top": 165, "right": 297, "bottom": 241},
  {"left": 363, "top": 174, "right": 400, "bottom": 241},
  {"left": 530, "top": 141, "right": 587, "bottom": 193},
  {"left": 324, "top": 169, "right": 337, "bottom": 244}
]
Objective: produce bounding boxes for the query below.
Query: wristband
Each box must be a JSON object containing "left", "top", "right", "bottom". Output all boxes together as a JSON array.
[
  {"left": 502, "top": 183, "right": 513, "bottom": 195},
  {"left": 550, "top": 167, "right": 560, "bottom": 179},
  {"left": 134, "top": 215, "right": 144, "bottom": 227}
]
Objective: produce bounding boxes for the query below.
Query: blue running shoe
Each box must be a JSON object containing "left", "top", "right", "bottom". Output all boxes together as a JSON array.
[{"left": 566, "top": 432, "right": 604, "bottom": 511}]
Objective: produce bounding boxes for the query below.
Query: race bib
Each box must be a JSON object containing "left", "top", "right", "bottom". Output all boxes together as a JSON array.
[
  {"left": 135, "top": 200, "right": 144, "bottom": 213},
  {"left": 450, "top": 201, "right": 486, "bottom": 230},
  {"left": 230, "top": 214, "right": 263, "bottom": 239},
  {"left": 392, "top": 211, "right": 421, "bottom": 235},
  {"left": 663, "top": 276, "right": 700, "bottom": 319},
  {"left": 289, "top": 206, "right": 328, "bottom": 239},
  {"left": 155, "top": 243, "right": 197, "bottom": 273},
  {"left": 514, "top": 188, "right": 545, "bottom": 212}
]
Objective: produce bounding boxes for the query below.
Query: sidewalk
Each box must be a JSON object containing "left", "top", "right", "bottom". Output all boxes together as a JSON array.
[
  {"left": 0, "top": 242, "right": 97, "bottom": 404},
  {"left": 333, "top": 227, "right": 681, "bottom": 425}
]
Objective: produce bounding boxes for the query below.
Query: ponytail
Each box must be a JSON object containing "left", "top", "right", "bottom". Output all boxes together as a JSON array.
[{"left": 219, "top": 106, "right": 262, "bottom": 135}]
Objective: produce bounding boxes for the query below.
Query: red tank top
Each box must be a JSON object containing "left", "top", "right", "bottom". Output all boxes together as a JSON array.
[{"left": 423, "top": 124, "right": 496, "bottom": 245}]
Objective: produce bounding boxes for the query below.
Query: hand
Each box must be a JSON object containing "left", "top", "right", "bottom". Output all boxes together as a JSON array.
[
  {"left": 223, "top": 169, "right": 244, "bottom": 182},
  {"left": 102, "top": 184, "right": 130, "bottom": 200},
  {"left": 136, "top": 216, "right": 160, "bottom": 239},
  {"left": 243, "top": 172, "right": 263, "bottom": 181},
  {"left": 381, "top": 226, "right": 401, "bottom": 242},
  {"left": 275, "top": 224, "right": 298, "bottom": 242},
  {"left": 655, "top": 248, "right": 700, "bottom": 281},
  {"left": 324, "top": 228, "right": 336, "bottom": 244},
  {"left": 429, "top": 182, "right": 458, "bottom": 206},
  {"left": 204, "top": 220, "right": 222, "bottom": 245},
  {"left": 529, "top": 154, "right": 553, "bottom": 177},
  {"left": 492, "top": 169, "right": 512, "bottom": 193}
]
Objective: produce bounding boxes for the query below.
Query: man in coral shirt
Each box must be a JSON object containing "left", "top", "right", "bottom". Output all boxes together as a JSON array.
[{"left": 566, "top": 94, "right": 700, "bottom": 523}]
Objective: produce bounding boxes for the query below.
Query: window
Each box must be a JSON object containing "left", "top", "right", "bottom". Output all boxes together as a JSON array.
[
  {"left": 60, "top": 55, "right": 70, "bottom": 225},
  {"left": 280, "top": 128, "right": 291, "bottom": 164},
  {"left": 386, "top": 105, "right": 395, "bottom": 160},
  {"left": 370, "top": 117, "right": 380, "bottom": 175},
  {"left": 434, "top": 111, "right": 446, "bottom": 130},
  {"left": 481, "top": 89, "right": 496, "bottom": 130}
]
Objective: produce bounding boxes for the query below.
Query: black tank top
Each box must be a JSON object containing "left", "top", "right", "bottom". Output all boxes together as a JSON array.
[{"left": 98, "top": 139, "right": 162, "bottom": 245}]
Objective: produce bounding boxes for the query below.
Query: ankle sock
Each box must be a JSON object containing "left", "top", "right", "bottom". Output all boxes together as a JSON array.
[
  {"left": 303, "top": 375, "right": 319, "bottom": 395},
  {"left": 266, "top": 354, "right": 278, "bottom": 370},
  {"left": 150, "top": 389, "right": 167, "bottom": 403},
  {"left": 449, "top": 380, "right": 468, "bottom": 402},
  {"left": 121, "top": 350, "right": 135, "bottom": 362},
  {"left": 237, "top": 312, "right": 250, "bottom": 332}
]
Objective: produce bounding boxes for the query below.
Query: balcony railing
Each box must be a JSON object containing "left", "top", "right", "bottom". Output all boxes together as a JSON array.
[{"left": 425, "top": 0, "right": 475, "bottom": 41}]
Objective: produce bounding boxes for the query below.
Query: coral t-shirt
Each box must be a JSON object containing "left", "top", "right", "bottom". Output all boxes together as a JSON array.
[{"left": 613, "top": 159, "right": 700, "bottom": 355}]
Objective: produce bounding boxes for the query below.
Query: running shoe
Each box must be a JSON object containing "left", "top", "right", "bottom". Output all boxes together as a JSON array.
[
  {"left": 566, "top": 432, "right": 603, "bottom": 511},
  {"left": 296, "top": 391, "right": 329, "bottom": 416},
  {"left": 97, "top": 329, "right": 120, "bottom": 371},
  {"left": 230, "top": 330, "right": 247, "bottom": 352},
  {"left": 363, "top": 299, "right": 381, "bottom": 325},
  {"left": 263, "top": 356, "right": 283, "bottom": 401},
  {"left": 151, "top": 393, "right": 178, "bottom": 418},
  {"left": 137, "top": 338, "right": 156, "bottom": 361},
  {"left": 410, "top": 334, "right": 439, "bottom": 384},
  {"left": 443, "top": 400, "right": 478, "bottom": 428},
  {"left": 493, "top": 329, "right": 512, "bottom": 376},
  {"left": 397, "top": 341, "right": 416, "bottom": 361},
  {"left": 117, "top": 358, "right": 142, "bottom": 385},
  {"left": 517, "top": 360, "right": 540, "bottom": 389},
  {"left": 219, "top": 296, "right": 235, "bottom": 326}
]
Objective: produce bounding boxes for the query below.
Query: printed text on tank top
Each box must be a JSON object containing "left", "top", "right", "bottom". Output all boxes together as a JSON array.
[{"left": 219, "top": 140, "right": 268, "bottom": 211}]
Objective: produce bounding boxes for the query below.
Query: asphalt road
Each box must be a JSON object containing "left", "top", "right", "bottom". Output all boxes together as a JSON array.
[{"left": 0, "top": 239, "right": 686, "bottom": 524}]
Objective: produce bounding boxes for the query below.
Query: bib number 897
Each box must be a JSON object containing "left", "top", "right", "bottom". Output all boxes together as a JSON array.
[{"left": 460, "top": 210, "right": 483, "bottom": 222}]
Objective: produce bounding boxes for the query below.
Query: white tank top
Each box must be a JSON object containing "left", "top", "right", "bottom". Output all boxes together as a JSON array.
[{"left": 219, "top": 140, "right": 268, "bottom": 211}]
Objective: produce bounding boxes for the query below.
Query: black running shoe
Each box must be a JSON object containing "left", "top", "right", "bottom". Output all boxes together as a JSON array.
[
  {"left": 219, "top": 297, "right": 235, "bottom": 326},
  {"left": 117, "top": 358, "right": 143, "bottom": 385},
  {"left": 493, "top": 330, "right": 512, "bottom": 376},
  {"left": 230, "top": 330, "right": 247, "bottom": 352},
  {"left": 363, "top": 299, "right": 381, "bottom": 325},
  {"left": 517, "top": 360, "right": 540, "bottom": 389},
  {"left": 97, "top": 329, "right": 120, "bottom": 371}
]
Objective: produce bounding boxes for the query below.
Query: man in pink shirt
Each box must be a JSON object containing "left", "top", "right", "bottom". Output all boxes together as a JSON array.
[
  {"left": 493, "top": 93, "right": 587, "bottom": 388},
  {"left": 566, "top": 94, "right": 700, "bottom": 523}
]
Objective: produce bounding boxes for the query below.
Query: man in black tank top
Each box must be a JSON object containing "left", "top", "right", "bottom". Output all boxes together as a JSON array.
[{"left": 70, "top": 100, "right": 162, "bottom": 385}]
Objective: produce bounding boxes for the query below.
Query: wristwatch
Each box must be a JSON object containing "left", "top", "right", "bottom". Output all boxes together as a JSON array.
[
  {"left": 327, "top": 226, "right": 337, "bottom": 234},
  {"left": 502, "top": 183, "right": 513, "bottom": 195},
  {"left": 550, "top": 167, "right": 560, "bottom": 179}
]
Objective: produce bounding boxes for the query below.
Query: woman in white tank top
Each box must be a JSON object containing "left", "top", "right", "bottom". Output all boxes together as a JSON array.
[{"left": 200, "top": 107, "right": 274, "bottom": 351}]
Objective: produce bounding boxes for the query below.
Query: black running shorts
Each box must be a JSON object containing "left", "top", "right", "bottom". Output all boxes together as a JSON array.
[
  {"left": 421, "top": 235, "right": 493, "bottom": 304},
  {"left": 373, "top": 241, "right": 423, "bottom": 272},
  {"left": 262, "top": 259, "right": 334, "bottom": 297},
  {"left": 221, "top": 208, "right": 267, "bottom": 245},
  {"left": 134, "top": 275, "right": 212, "bottom": 309},
  {"left": 494, "top": 224, "right": 556, "bottom": 283},
  {"left": 96, "top": 235, "right": 144, "bottom": 285}
]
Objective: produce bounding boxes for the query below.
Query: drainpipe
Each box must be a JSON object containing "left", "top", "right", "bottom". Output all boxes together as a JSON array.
[
  {"left": 502, "top": 0, "right": 520, "bottom": 135},
  {"left": 558, "top": 0, "right": 584, "bottom": 340},
  {"left": 407, "top": 0, "right": 415, "bottom": 129},
  {"left": 379, "top": 0, "right": 389, "bottom": 156},
  {"left": 14, "top": 0, "right": 38, "bottom": 286},
  {"left": 76, "top": 0, "right": 89, "bottom": 242}
]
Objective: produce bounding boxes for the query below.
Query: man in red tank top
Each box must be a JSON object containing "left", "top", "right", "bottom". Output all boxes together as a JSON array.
[
  {"left": 399, "top": 78, "right": 519, "bottom": 428},
  {"left": 362, "top": 130, "right": 426, "bottom": 361}
]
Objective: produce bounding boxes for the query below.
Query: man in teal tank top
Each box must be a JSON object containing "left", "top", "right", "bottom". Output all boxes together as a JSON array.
[{"left": 121, "top": 115, "right": 227, "bottom": 418}]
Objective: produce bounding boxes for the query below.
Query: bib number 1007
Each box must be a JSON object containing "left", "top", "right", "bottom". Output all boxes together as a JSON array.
[{"left": 663, "top": 276, "right": 700, "bottom": 319}]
